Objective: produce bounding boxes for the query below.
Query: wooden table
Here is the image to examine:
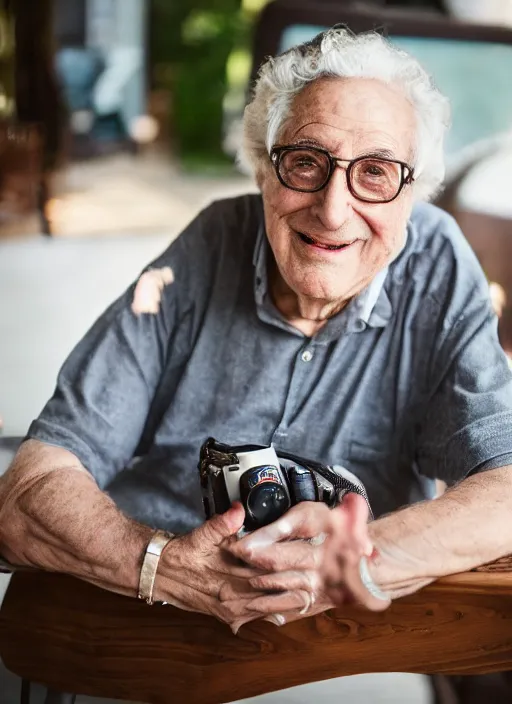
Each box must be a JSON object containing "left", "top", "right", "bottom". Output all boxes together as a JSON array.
[{"left": 1, "top": 558, "right": 512, "bottom": 704}]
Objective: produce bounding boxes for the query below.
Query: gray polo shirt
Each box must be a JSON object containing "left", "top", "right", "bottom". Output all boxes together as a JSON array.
[{"left": 27, "top": 194, "right": 512, "bottom": 532}]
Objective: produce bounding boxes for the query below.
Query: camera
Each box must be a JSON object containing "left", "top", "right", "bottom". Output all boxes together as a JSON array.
[{"left": 198, "top": 437, "right": 371, "bottom": 532}]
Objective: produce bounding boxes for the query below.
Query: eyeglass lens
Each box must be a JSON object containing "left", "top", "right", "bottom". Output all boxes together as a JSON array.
[{"left": 278, "top": 148, "right": 403, "bottom": 202}]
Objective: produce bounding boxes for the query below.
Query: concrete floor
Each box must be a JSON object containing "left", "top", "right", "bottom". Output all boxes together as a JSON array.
[{"left": 0, "top": 166, "right": 433, "bottom": 703}]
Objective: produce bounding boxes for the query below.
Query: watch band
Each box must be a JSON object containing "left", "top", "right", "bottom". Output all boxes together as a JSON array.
[{"left": 138, "top": 530, "right": 175, "bottom": 605}]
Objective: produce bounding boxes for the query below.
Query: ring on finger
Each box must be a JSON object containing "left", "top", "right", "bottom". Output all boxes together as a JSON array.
[{"left": 299, "top": 590, "right": 316, "bottom": 615}]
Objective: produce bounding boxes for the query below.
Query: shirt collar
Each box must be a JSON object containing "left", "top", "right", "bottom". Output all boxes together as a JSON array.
[
  {"left": 253, "top": 225, "right": 393, "bottom": 339},
  {"left": 253, "top": 222, "right": 268, "bottom": 307}
]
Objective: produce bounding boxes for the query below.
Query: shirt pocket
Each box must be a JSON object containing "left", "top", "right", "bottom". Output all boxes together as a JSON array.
[{"left": 346, "top": 439, "right": 396, "bottom": 490}]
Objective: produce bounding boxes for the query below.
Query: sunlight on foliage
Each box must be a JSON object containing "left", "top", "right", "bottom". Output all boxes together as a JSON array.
[
  {"left": 182, "top": 11, "right": 224, "bottom": 44},
  {"left": 226, "top": 49, "right": 252, "bottom": 87},
  {"left": 242, "top": 0, "right": 270, "bottom": 13}
]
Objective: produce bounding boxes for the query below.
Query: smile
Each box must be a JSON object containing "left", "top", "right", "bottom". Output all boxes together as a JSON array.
[{"left": 296, "top": 231, "right": 357, "bottom": 251}]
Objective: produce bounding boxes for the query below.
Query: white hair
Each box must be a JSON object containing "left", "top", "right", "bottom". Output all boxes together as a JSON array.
[{"left": 240, "top": 27, "right": 451, "bottom": 201}]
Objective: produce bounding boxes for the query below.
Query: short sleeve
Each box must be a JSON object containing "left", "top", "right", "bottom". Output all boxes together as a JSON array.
[
  {"left": 416, "top": 295, "right": 512, "bottom": 485},
  {"left": 25, "top": 210, "right": 208, "bottom": 488}
]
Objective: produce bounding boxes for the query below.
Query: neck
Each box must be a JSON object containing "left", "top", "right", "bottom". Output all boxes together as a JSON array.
[{"left": 269, "top": 261, "right": 350, "bottom": 337}]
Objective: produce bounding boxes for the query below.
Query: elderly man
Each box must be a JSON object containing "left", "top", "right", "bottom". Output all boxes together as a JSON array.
[{"left": 1, "top": 25, "right": 512, "bottom": 650}]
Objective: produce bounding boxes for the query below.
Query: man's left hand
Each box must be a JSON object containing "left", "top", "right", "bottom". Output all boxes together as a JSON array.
[
  {"left": 226, "top": 501, "right": 332, "bottom": 620},
  {"left": 226, "top": 495, "right": 389, "bottom": 622},
  {"left": 321, "top": 494, "right": 392, "bottom": 611}
]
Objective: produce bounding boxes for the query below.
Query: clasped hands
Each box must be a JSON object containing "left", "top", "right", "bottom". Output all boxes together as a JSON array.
[{"left": 155, "top": 494, "right": 391, "bottom": 634}]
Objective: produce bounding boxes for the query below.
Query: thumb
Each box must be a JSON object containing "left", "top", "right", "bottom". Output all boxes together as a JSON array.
[
  {"left": 201, "top": 502, "right": 246, "bottom": 546},
  {"left": 340, "top": 493, "right": 373, "bottom": 556}
]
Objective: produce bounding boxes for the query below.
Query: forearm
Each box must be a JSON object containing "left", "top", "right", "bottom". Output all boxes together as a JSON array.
[
  {"left": 369, "top": 466, "right": 512, "bottom": 599},
  {"left": 0, "top": 440, "right": 152, "bottom": 597}
]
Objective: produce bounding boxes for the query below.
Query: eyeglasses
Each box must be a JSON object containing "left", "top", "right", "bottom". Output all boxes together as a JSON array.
[{"left": 270, "top": 145, "right": 415, "bottom": 204}]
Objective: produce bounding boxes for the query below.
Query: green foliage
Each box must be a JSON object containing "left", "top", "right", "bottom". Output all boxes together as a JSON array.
[{"left": 151, "top": 0, "right": 251, "bottom": 167}]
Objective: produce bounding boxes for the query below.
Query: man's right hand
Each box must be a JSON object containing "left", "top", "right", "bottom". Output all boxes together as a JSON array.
[{"left": 154, "top": 503, "right": 268, "bottom": 633}]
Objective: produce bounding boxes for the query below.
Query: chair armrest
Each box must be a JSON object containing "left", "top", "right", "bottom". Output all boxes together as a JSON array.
[{"left": 1, "top": 563, "right": 512, "bottom": 704}]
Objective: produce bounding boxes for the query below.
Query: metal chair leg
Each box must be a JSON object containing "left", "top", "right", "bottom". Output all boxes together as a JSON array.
[
  {"left": 43, "top": 690, "right": 76, "bottom": 704},
  {"left": 20, "top": 679, "right": 31, "bottom": 704}
]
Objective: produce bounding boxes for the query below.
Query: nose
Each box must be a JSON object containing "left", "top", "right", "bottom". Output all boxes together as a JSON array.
[{"left": 311, "top": 166, "right": 354, "bottom": 231}]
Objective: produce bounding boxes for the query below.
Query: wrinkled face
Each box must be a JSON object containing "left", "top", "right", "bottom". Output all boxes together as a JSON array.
[{"left": 259, "top": 77, "right": 417, "bottom": 306}]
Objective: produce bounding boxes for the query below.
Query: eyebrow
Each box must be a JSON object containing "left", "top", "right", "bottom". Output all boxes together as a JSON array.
[
  {"left": 292, "top": 138, "right": 398, "bottom": 161},
  {"left": 363, "top": 148, "right": 397, "bottom": 160},
  {"left": 294, "top": 137, "right": 326, "bottom": 149}
]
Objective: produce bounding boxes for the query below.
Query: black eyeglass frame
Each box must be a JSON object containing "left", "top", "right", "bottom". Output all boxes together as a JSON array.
[{"left": 270, "top": 144, "right": 415, "bottom": 204}]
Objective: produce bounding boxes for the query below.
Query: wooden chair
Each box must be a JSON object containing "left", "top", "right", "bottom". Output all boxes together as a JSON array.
[
  {"left": 1, "top": 559, "right": 512, "bottom": 704},
  {"left": 248, "top": 0, "right": 512, "bottom": 90}
]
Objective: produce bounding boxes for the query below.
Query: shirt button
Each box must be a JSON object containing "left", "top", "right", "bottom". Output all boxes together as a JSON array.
[
  {"left": 301, "top": 350, "right": 314, "bottom": 363},
  {"left": 354, "top": 320, "right": 366, "bottom": 332}
]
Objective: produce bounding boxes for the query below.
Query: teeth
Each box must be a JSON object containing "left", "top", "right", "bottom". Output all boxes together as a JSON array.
[{"left": 299, "top": 232, "right": 352, "bottom": 250}]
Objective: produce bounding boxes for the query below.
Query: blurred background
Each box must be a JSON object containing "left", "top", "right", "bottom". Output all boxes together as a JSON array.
[
  {"left": 2, "top": 0, "right": 512, "bottom": 436},
  {"left": 2, "top": 2, "right": 512, "bottom": 703}
]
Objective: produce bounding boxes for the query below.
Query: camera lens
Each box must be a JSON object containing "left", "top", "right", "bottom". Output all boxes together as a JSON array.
[{"left": 246, "top": 482, "right": 290, "bottom": 527}]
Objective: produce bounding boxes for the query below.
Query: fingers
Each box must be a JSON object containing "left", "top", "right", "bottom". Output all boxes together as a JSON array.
[
  {"left": 168, "top": 576, "right": 273, "bottom": 634},
  {"left": 321, "top": 540, "right": 391, "bottom": 612},
  {"left": 199, "top": 502, "right": 246, "bottom": 546},
  {"left": 315, "top": 495, "right": 390, "bottom": 611},
  {"left": 227, "top": 592, "right": 335, "bottom": 634},
  {"left": 234, "top": 503, "right": 333, "bottom": 553},
  {"left": 321, "top": 519, "right": 362, "bottom": 604},
  {"left": 246, "top": 588, "right": 314, "bottom": 615},
  {"left": 324, "top": 495, "right": 373, "bottom": 567},
  {"left": 340, "top": 493, "right": 373, "bottom": 556},
  {"left": 229, "top": 537, "right": 321, "bottom": 572},
  {"left": 214, "top": 578, "right": 296, "bottom": 635},
  {"left": 217, "top": 577, "right": 267, "bottom": 602},
  {"left": 227, "top": 499, "right": 372, "bottom": 573},
  {"left": 177, "top": 558, "right": 263, "bottom": 600},
  {"left": 264, "top": 597, "right": 335, "bottom": 626},
  {"left": 250, "top": 569, "right": 321, "bottom": 594},
  {"left": 218, "top": 548, "right": 266, "bottom": 579},
  {"left": 324, "top": 570, "right": 391, "bottom": 612},
  {"left": 229, "top": 612, "right": 264, "bottom": 635}
]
